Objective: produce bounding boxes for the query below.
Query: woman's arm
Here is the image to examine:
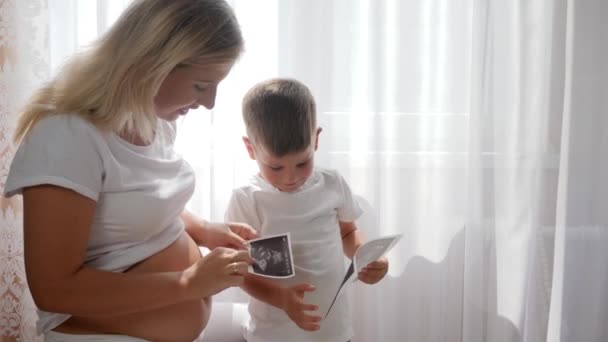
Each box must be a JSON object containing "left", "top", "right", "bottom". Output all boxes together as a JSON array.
[
  {"left": 23, "top": 185, "right": 248, "bottom": 317},
  {"left": 182, "top": 210, "right": 257, "bottom": 250}
]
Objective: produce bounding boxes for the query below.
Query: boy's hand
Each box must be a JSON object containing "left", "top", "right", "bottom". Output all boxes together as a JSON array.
[
  {"left": 280, "top": 283, "right": 321, "bottom": 331},
  {"left": 358, "top": 256, "right": 389, "bottom": 284}
]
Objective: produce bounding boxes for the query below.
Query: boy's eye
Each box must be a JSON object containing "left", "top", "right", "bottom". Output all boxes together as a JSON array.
[
  {"left": 296, "top": 161, "right": 309, "bottom": 168},
  {"left": 194, "top": 84, "right": 207, "bottom": 92},
  {"left": 269, "top": 166, "right": 283, "bottom": 171}
]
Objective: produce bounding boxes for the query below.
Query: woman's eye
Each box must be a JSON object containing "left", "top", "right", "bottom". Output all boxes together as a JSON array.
[{"left": 194, "top": 84, "right": 207, "bottom": 92}]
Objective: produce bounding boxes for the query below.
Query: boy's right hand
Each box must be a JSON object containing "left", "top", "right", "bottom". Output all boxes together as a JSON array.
[{"left": 280, "top": 283, "right": 321, "bottom": 331}]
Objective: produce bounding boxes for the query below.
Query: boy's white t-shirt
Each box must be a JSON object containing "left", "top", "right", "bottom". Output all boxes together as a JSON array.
[
  {"left": 225, "top": 168, "right": 363, "bottom": 342},
  {"left": 4, "top": 114, "right": 195, "bottom": 334}
]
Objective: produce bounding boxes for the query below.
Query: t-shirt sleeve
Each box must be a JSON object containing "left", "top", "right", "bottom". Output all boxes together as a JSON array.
[
  {"left": 225, "top": 188, "right": 261, "bottom": 232},
  {"left": 4, "top": 115, "right": 104, "bottom": 201},
  {"left": 335, "top": 172, "right": 363, "bottom": 222}
]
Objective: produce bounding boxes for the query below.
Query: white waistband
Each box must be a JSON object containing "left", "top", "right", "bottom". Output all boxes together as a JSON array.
[{"left": 45, "top": 331, "right": 150, "bottom": 342}]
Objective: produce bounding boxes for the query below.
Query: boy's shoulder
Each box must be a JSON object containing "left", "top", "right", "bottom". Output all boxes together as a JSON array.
[
  {"left": 314, "top": 167, "right": 348, "bottom": 186},
  {"left": 315, "top": 166, "right": 342, "bottom": 179},
  {"left": 230, "top": 174, "right": 266, "bottom": 196}
]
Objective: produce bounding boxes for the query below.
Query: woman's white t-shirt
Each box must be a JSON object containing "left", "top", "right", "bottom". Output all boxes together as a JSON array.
[{"left": 4, "top": 114, "right": 195, "bottom": 334}]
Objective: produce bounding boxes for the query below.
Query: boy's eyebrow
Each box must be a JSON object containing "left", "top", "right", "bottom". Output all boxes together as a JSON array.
[
  {"left": 263, "top": 162, "right": 282, "bottom": 169},
  {"left": 294, "top": 155, "right": 313, "bottom": 164}
]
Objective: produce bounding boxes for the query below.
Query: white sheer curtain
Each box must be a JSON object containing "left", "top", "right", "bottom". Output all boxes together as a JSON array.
[
  {"left": 1, "top": 1, "right": 48, "bottom": 341},
  {"left": 546, "top": 0, "right": 608, "bottom": 340},
  {"left": 1, "top": 0, "right": 606, "bottom": 341},
  {"left": 186, "top": 1, "right": 608, "bottom": 341}
]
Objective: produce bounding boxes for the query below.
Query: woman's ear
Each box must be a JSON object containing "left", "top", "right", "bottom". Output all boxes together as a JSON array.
[
  {"left": 243, "top": 136, "right": 256, "bottom": 160},
  {"left": 314, "top": 127, "right": 323, "bottom": 151}
]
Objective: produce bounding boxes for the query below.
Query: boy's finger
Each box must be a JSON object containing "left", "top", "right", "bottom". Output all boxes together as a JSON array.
[
  {"left": 303, "top": 314, "right": 322, "bottom": 322},
  {"left": 292, "top": 283, "right": 316, "bottom": 293},
  {"left": 299, "top": 323, "right": 321, "bottom": 332},
  {"left": 298, "top": 303, "right": 318, "bottom": 312},
  {"left": 366, "top": 263, "right": 386, "bottom": 270}
]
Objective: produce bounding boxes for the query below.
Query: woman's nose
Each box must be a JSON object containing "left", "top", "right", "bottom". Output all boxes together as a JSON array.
[{"left": 199, "top": 86, "right": 217, "bottom": 109}]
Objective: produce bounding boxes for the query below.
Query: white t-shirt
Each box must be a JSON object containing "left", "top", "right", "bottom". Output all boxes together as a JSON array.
[
  {"left": 225, "top": 168, "right": 362, "bottom": 342},
  {"left": 4, "top": 114, "right": 195, "bottom": 334}
]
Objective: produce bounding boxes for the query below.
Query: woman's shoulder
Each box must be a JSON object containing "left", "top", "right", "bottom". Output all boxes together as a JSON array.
[
  {"left": 30, "top": 113, "right": 102, "bottom": 139},
  {"left": 23, "top": 113, "right": 108, "bottom": 154}
]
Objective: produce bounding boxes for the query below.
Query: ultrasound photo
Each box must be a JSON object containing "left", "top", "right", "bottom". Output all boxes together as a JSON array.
[{"left": 248, "top": 233, "right": 295, "bottom": 278}]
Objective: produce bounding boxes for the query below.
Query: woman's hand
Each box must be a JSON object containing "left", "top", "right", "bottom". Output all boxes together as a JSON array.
[
  {"left": 201, "top": 221, "right": 257, "bottom": 250},
  {"left": 182, "top": 211, "right": 257, "bottom": 250},
  {"left": 182, "top": 247, "right": 252, "bottom": 299},
  {"left": 357, "top": 256, "right": 389, "bottom": 284},
  {"left": 280, "top": 283, "right": 321, "bottom": 331}
]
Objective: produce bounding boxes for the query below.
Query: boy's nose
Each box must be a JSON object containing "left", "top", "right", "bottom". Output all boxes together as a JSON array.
[{"left": 284, "top": 169, "right": 297, "bottom": 183}]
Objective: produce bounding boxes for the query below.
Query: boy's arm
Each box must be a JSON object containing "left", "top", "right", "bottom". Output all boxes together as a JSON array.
[
  {"left": 242, "top": 273, "right": 321, "bottom": 331},
  {"left": 339, "top": 221, "right": 364, "bottom": 259},
  {"left": 339, "top": 220, "right": 389, "bottom": 284},
  {"left": 241, "top": 273, "right": 285, "bottom": 309}
]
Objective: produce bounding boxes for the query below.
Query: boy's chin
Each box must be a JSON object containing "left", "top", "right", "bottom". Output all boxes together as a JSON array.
[{"left": 278, "top": 185, "right": 300, "bottom": 192}]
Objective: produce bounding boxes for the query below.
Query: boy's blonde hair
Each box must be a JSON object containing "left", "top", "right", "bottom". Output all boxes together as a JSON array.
[
  {"left": 242, "top": 78, "right": 317, "bottom": 156},
  {"left": 14, "top": 0, "right": 244, "bottom": 143}
]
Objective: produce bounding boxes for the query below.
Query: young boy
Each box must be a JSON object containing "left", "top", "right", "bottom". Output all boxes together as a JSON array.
[{"left": 225, "top": 78, "right": 389, "bottom": 342}]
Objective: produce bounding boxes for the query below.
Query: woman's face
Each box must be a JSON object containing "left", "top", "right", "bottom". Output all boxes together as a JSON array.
[{"left": 154, "top": 63, "right": 233, "bottom": 121}]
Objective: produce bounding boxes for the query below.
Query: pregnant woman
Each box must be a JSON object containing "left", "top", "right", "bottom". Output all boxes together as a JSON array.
[{"left": 3, "top": 1, "right": 254, "bottom": 341}]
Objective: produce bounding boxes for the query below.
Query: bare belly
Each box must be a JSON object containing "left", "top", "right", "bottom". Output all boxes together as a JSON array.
[{"left": 55, "top": 231, "right": 210, "bottom": 342}]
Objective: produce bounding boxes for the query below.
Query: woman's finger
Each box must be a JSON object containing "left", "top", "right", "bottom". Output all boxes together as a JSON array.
[
  {"left": 232, "top": 249, "right": 253, "bottom": 263},
  {"left": 226, "top": 261, "right": 248, "bottom": 275},
  {"left": 228, "top": 222, "right": 258, "bottom": 240},
  {"left": 226, "top": 232, "right": 248, "bottom": 250}
]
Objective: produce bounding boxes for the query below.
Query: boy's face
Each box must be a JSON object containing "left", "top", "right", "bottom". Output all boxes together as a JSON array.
[{"left": 244, "top": 128, "right": 321, "bottom": 193}]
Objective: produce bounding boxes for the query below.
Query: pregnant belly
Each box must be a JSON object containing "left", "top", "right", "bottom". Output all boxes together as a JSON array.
[{"left": 55, "top": 231, "right": 210, "bottom": 342}]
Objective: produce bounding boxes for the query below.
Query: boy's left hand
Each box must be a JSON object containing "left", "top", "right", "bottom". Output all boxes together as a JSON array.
[{"left": 357, "top": 256, "right": 389, "bottom": 284}]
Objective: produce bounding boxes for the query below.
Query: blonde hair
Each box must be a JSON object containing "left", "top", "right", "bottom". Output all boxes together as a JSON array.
[
  {"left": 242, "top": 78, "right": 317, "bottom": 157},
  {"left": 14, "top": 0, "right": 244, "bottom": 143}
]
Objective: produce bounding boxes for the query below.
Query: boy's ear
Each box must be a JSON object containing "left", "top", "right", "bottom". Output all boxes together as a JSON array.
[
  {"left": 314, "top": 127, "right": 323, "bottom": 151},
  {"left": 242, "top": 136, "right": 256, "bottom": 160}
]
